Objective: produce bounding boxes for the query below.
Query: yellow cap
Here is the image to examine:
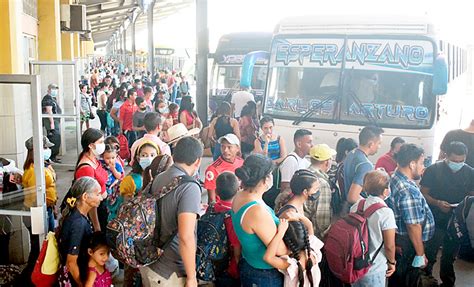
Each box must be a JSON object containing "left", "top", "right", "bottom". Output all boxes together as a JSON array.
[{"left": 309, "top": 144, "right": 337, "bottom": 161}]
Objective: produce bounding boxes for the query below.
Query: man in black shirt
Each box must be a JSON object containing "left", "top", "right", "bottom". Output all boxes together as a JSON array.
[
  {"left": 439, "top": 119, "right": 474, "bottom": 167},
  {"left": 421, "top": 141, "right": 474, "bottom": 287},
  {"left": 42, "top": 83, "right": 62, "bottom": 163}
]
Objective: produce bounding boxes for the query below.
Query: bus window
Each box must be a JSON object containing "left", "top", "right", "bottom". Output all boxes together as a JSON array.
[
  {"left": 217, "top": 66, "right": 241, "bottom": 90},
  {"left": 340, "top": 69, "right": 434, "bottom": 128}
]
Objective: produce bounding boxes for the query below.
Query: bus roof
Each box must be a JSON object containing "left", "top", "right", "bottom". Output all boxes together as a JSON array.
[
  {"left": 275, "top": 15, "right": 436, "bottom": 36},
  {"left": 214, "top": 32, "right": 272, "bottom": 62}
]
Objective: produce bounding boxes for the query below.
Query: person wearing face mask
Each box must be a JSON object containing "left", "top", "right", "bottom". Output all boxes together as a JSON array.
[
  {"left": 386, "top": 144, "right": 435, "bottom": 287},
  {"left": 304, "top": 144, "right": 337, "bottom": 239},
  {"left": 134, "top": 79, "right": 144, "bottom": 97},
  {"left": 120, "top": 141, "right": 159, "bottom": 199},
  {"left": 75, "top": 128, "right": 109, "bottom": 232},
  {"left": 19, "top": 136, "right": 58, "bottom": 285},
  {"left": 140, "top": 137, "right": 203, "bottom": 287},
  {"left": 132, "top": 96, "right": 150, "bottom": 140},
  {"left": 276, "top": 170, "right": 319, "bottom": 236},
  {"left": 350, "top": 170, "right": 397, "bottom": 287},
  {"left": 421, "top": 141, "right": 474, "bottom": 287},
  {"left": 42, "top": 83, "right": 63, "bottom": 163}
]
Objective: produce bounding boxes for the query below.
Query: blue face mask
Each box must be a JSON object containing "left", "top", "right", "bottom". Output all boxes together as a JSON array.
[
  {"left": 447, "top": 161, "right": 465, "bottom": 173},
  {"left": 43, "top": 148, "right": 52, "bottom": 161},
  {"left": 139, "top": 157, "right": 153, "bottom": 170},
  {"left": 50, "top": 89, "right": 58, "bottom": 97}
]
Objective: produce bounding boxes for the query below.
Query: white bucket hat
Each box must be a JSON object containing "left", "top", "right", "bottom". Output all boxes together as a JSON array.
[{"left": 166, "top": 123, "right": 200, "bottom": 144}]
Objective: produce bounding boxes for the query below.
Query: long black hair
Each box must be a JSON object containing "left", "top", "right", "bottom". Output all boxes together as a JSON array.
[
  {"left": 276, "top": 169, "right": 319, "bottom": 212},
  {"left": 283, "top": 221, "right": 314, "bottom": 287},
  {"left": 235, "top": 154, "right": 274, "bottom": 189},
  {"left": 335, "top": 137, "right": 357, "bottom": 163},
  {"left": 179, "top": 95, "right": 196, "bottom": 117},
  {"left": 77, "top": 128, "right": 104, "bottom": 166}
]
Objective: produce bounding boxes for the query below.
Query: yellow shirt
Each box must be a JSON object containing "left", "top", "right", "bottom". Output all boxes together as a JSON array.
[{"left": 22, "top": 164, "right": 57, "bottom": 208}]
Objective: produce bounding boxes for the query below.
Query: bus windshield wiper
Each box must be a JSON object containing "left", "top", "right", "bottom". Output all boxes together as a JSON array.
[
  {"left": 345, "top": 89, "right": 379, "bottom": 127},
  {"left": 292, "top": 92, "right": 338, "bottom": 125}
]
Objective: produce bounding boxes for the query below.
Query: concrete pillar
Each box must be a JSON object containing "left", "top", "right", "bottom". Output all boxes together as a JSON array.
[
  {"left": 123, "top": 28, "right": 127, "bottom": 68},
  {"left": 73, "top": 33, "right": 80, "bottom": 59},
  {"left": 0, "top": 0, "right": 37, "bottom": 264},
  {"left": 147, "top": 3, "right": 155, "bottom": 76},
  {"left": 131, "top": 20, "right": 136, "bottom": 74},
  {"left": 61, "top": 33, "right": 74, "bottom": 61},
  {"left": 196, "top": 0, "right": 209, "bottom": 125}
]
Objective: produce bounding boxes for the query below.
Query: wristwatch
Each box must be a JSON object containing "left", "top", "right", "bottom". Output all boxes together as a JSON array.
[{"left": 387, "top": 259, "right": 396, "bottom": 265}]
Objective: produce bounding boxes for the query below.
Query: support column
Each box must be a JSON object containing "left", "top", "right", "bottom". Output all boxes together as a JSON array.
[
  {"left": 123, "top": 28, "right": 127, "bottom": 68},
  {"left": 196, "top": 0, "right": 209, "bottom": 125},
  {"left": 0, "top": 0, "right": 22, "bottom": 74},
  {"left": 147, "top": 3, "right": 155, "bottom": 76},
  {"left": 38, "top": 0, "right": 62, "bottom": 61},
  {"left": 131, "top": 19, "right": 136, "bottom": 74},
  {"left": 61, "top": 33, "right": 74, "bottom": 61},
  {"left": 73, "top": 34, "right": 80, "bottom": 59}
]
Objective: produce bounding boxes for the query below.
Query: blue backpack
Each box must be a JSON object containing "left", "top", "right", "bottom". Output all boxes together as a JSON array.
[{"left": 196, "top": 204, "right": 230, "bottom": 281}]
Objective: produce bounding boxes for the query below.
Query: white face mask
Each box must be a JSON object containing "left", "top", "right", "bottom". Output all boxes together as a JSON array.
[
  {"left": 43, "top": 148, "right": 52, "bottom": 161},
  {"left": 139, "top": 157, "right": 153, "bottom": 170},
  {"left": 92, "top": 143, "right": 106, "bottom": 156}
]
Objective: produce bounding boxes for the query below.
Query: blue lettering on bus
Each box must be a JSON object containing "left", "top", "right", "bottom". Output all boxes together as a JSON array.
[{"left": 275, "top": 42, "right": 427, "bottom": 68}]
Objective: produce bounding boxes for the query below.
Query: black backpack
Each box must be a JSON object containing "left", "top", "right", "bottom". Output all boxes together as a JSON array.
[
  {"left": 447, "top": 196, "right": 474, "bottom": 246},
  {"left": 196, "top": 203, "right": 230, "bottom": 281},
  {"left": 262, "top": 154, "right": 297, "bottom": 209}
]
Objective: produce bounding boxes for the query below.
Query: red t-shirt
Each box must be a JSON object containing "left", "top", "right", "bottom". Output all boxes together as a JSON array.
[
  {"left": 75, "top": 162, "right": 108, "bottom": 194},
  {"left": 119, "top": 100, "right": 137, "bottom": 131},
  {"left": 204, "top": 156, "right": 244, "bottom": 191},
  {"left": 213, "top": 199, "right": 240, "bottom": 279},
  {"left": 375, "top": 151, "right": 397, "bottom": 175}
]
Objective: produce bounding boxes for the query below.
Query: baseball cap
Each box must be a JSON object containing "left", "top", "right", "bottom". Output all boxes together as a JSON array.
[
  {"left": 218, "top": 133, "right": 240, "bottom": 146},
  {"left": 309, "top": 144, "right": 337, "bottom": 161},
  {"left": 25, "top": 136, "right": 55, "bottom": 150}
]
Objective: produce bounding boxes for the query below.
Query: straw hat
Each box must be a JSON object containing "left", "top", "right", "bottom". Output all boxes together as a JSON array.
[{"left": 166, "top": 123, "right": 200, "bottom": 144}]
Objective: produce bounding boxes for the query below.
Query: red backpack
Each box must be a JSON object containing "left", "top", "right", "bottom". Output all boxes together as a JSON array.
[
  {"left": 324, "top": 199, "right": 385, "bottom": 283},
  {"left": 117, "top": 134, "right": 130, "bottom": 160}
]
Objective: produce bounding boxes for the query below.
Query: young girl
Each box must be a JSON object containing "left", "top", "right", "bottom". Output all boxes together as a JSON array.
[
  {"left": 100, "top": 144, "right": 124, "bottom": 221},
  {"left": 104, "top": 136, "right": 125, "bottom": 168},
  {"left": 85, "top": 232, "right": 112, "bottom": 287},
  {"left": 120, "top": 141, "right": 159, "bottom": 199},
  {"left": 264, "top": 219, "right": 323, "bottom": 287}
]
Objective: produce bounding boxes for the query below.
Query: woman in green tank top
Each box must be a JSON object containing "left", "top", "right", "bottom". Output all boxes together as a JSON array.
[{"left": 232, "top": 154, "right": 288, "bottom": 287}]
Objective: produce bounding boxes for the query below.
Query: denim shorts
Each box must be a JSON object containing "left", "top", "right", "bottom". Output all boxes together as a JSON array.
[{"left": 239, "top": 258, "right": 283, "bottom": 287}]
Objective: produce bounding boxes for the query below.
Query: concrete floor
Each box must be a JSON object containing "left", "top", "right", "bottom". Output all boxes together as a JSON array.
[{"left": 17, "top": 117, "right": 474, "bottom": 286}]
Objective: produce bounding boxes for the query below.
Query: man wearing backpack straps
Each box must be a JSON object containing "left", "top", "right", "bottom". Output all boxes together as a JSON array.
[
  {"left": 386, "top": 144, "right": 435, "bottom": 287},
  {"left": 421, "top": 142, "right": 474, "bottom": 287},
  {"left": 139, "top": 137, "right": 203, "bottom": 287},
  {"left": 305, "top": 144, "right": 337, "bottom": 239},
  {"left": 274, "top": 129, "right": 312, "bottom": 209}
]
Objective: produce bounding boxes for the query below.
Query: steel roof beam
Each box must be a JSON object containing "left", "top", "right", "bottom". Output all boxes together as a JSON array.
[{"left": 87, "top": 4, "right": 138, "bottom": 16}]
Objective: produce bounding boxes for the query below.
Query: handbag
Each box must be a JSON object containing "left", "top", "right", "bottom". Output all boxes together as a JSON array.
[{"left": 31, "top": 232, "right": 60, "bottom": 287}]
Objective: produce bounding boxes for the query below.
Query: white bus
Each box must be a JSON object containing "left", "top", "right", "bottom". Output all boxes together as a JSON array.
[{"left": 261, "top": 16, "right": 470, "bottom": 163}]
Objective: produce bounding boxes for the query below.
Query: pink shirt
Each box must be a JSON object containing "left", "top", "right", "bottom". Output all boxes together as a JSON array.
[{"left": 129, "top": 134, "right": 171, "bottom": 165}]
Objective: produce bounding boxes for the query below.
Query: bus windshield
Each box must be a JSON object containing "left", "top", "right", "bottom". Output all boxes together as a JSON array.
[
  {"left": 264, "top": 37, "right": 437, "bottom": 129},
  {"left": 215, "top": 65, "right": 268, "bottom": 90}
]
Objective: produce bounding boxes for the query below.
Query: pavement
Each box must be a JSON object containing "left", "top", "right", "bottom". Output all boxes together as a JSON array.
[{"left": 49, "top": 118, "right": 474, "bottom": 286}]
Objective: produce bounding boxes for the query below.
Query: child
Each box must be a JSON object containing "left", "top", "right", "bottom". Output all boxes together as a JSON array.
[
  {"left": 168, "top": 103, "right": 179, "bottom": 125},
  {"left": 85, "top": 233, "right": 112, "bottom": 287},
  {"left": 213, "top": 172, "right": 241, "bottom": 287},
  {"left": 100, "top": 144, "right": 124, "bottom": 221},
  {"left": 264, "top": 219, "right": 324, "bottom": 287},
  {"left": 120, "top": 141, "right": 159, "bottom": 199},
  {"left": 104, "top": 136, "right": 125, "bottom": 168}
]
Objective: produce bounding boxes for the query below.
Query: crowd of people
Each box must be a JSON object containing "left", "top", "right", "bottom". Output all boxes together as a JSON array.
[{"left": 1, "top": 58, "right": 473, "bottom": 287}]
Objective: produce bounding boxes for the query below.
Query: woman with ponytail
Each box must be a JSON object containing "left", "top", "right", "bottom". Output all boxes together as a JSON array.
[
  {"left": 75, "top": 128, "right": 108, "bottom": 232},
  {"left": 264, "top": 219, "right": 323, "bottom": 287},
  {"left": 232, "top": 154, "right": 287, "bottom": 286},
  {"left": 58, "top": 177, "right": 103, "bottom": 286}
]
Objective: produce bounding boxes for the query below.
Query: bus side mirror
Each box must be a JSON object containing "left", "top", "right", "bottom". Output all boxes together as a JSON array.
[
  {"left": 432, "top": 54, "right": 448, "bottom": 96},
  {"left": 240, "top": 51, "right": 269, "bottom": 88}
]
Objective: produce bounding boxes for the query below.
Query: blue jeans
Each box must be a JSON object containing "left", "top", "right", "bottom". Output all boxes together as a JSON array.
[
  {"left": 352, "top": 271, "right": 386, "bottom": 287},
  {"left": 239, "top": 258, "right": 283, "bottom": 287},
  {"left": 47, "top": 206, "right": 55, "bottom": 232}
]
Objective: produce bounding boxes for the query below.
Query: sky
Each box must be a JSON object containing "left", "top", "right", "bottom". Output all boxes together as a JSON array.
[{"left": 126, "top": 0, "right": 474, "bottom": 53}]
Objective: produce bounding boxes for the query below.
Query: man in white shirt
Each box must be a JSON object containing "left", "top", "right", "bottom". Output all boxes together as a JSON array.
[
  {"left": 274, "top": 129, "right": 312, "bottom": 209},
  {"left": 231, "top": 86, "right": 254, "bottom": 118},
  {"left": 350, "top": 170, "right": 397, "bottom": 287},
  {"left": 130, "top": 112, "right": 171, "bottom": 165}
]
